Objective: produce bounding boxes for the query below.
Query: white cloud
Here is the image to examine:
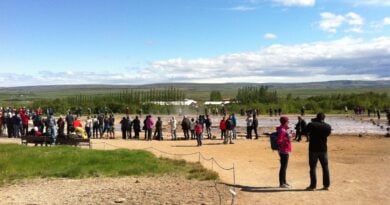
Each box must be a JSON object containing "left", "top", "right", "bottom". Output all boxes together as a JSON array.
[
  {"left": 384, "top": 17, "right": 390, "bottom": 25},
  {"left": 1, "top": 37, "right": 389, "bottom": 86},
  {"left": 273, "top": 0, "right": 315, "bottom": 7},
  {"left": 319, "top": 12, "right": 345, "bottom": 33},
  {"left": 319, "top": 12, "right": 364, "bottom": 33},
  {"left": 345, "top": 12, "right": 364, "bottom": 26},
  {"left": 229, "top": 6, "right": 257, "bottom": 11},
  {"left": 264, "top": 33, "right": 278, "bottom": 39},
  {"left": 355, "top": 0, "right": 390, "bottom": 6}
]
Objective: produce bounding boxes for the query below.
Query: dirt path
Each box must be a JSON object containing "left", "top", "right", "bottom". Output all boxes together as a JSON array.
[{"left": 1, "top": 135, "right": 389, "bottom": 205}]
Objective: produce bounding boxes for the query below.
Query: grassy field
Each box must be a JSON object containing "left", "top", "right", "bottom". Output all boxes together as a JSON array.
[{"left": 0, "top": 144, "right": 218, "bottom": 186}]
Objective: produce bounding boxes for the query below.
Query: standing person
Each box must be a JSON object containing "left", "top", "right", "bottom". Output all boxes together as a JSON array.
[
  {"left": 127, "top": 116, "right": 132, "bottom": 139},
  {"left": 120, "top": 117, "right": 128, "bottom": 140},
  {"left": 277, "top": 116, "right": 292, "bottom": 188},
  {"left": 85, "top": 116, "right": 92, "bottom": 139},
  {"left": 21, "top": 112, "right": 29, "bottom": 137},
  {"left": 92, "top": 115, "right": 99, "bottom": 139},
  {"left": 47, "top": 114, "right": 57, "bottom": 145},
  {"left": 232, "top": 113, "right": 237, "bottom": 140},
  {"left": 108, "top": 114, "right": 115, "bottom": 139},
  {"left": 65, "top": 111, "right": 74, "bottom": 135},
  {"left": 143, "top": 116, "right": 148, "bottom": 140},
  {"left": 98, "top": 114, "right": 104, "bottom": 138},
  {"left": 225, "top": 115, "right": 234, "bottom": 144},
  {"left": 181, "top": 116, "right": 190, "bottom": 140},
  {"left": 294, "top": 116, "right": 307, "bottom": 142},
  {"left": 205, "top": 115, "right": 212, "bottom": 139},
  {"left": 246, "top": 114, "right": 253, "bottom": 139},
  {"left": 102, "top": 115, "right": 109, "bottom": 138},
  {"left": 195, "top": 120, "right": 203, "bottom": 146},
  {"left": 154, "top": 117, "right": 163, "bottom": 140},
  {"left": 219, "top": 116, "right": 226, "bottom": 141},
  {"left": 146, "top": 115, "right": 154, "bottom": 141},
  {"left": 190, "top": 118, "right": 196, "bottom": 140},
  {"left": 57, "top": 116, "right": 65, "bottom": 137},
  {"left": 12, "top": 114, "right": 21, "bottom": 138},
  {"left": 169, "top": 116, "right": 177, "bottom": 140},
  {"left": 132, "top": 116, "right": 141, "bottom": 139},
  {"left": 306, "top": 113, "right": 332, "bottom": 191},
  {"left": 253, "top": 114, "right": 259, "bottom": 139}
]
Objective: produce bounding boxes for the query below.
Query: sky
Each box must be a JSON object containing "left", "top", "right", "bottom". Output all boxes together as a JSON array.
[{"left": 0, "top": 0, "right": 389, "bottom": 87}]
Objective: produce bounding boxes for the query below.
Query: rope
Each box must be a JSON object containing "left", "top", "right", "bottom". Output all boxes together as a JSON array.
[
  {"left": 90, "top": 140, "right": 237, "bottom": 199},
  {"left": 212, "top": 158, "right": 234, "bottom": 171},
  {"left": 199, "top": 153, "right": 213, "bottom": 161}
]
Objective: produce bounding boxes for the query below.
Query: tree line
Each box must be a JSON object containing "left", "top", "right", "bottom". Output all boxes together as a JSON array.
[{"left": 1, "top": 86, "right": 389, "bottom": 115}]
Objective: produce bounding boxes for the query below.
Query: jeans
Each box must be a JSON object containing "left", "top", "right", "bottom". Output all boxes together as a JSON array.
[
  {"left": 279, "top": 153, "right": 289, "bottom": 186},
  {"left": 196, "top": 133, "right": 202, "bottom": 146},
  {"left": 171, "top": 129, "right": 176, "bottom": 140},
  {"left": 309, "top": 152, "right": 330, "bottom": 188}
]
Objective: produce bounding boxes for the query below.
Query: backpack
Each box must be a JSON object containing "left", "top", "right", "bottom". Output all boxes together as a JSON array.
[{"left": 270, "top": 131, "right": 279, "bottom": 151}]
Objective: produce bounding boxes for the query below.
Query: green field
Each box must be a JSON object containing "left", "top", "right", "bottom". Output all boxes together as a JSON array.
[{"left": 0, "top": 144, "right": 218, "bottom": 186}]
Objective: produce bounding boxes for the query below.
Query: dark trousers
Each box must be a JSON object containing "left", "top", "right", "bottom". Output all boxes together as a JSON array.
[
  {"left": 86, "top": 127, "right": 91, "bottom": 139},
  {"left": 253, "top": 126, "right": 258, "bottom": 139},
  {"left": 309, "top": 152, "right": 330, "bottom": 188},
  {"left": 93, "top": 126, "right": 99, "bottom": 138},
  {"left": 121, "top": 128, "right": 127, "bottom": 139},
  {"left": 221, "top": 129, "right": 227, "bottom": 140},
  {"left": 246, "top": 126, "right": 252, "bottom": 139},
  {"left": 279, "top": 153, "right": 289, "bottom": 186},
  {"left": 196, "top": 133, "right": 202, "bottom": 146},
  {"left": 147, "top": 128, "right": 152, "bottom": 140},
  {"left": 22, "top": 124, "right": 28, "bottom": 136},
  {"left": 183, "top": 129, "right": 190, "bottom": 139},
  {"left": 127, "top": 128, "right": 132, "bottom": 139}
]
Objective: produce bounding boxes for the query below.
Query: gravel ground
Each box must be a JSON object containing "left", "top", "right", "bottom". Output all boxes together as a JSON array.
[{"left": 0, "top": 176, "right": 232, "bottom": 205}]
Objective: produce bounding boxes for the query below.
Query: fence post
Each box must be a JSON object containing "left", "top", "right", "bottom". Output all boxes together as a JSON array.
[{"left": 233, "top": 163, "right": 236, "bottom": 187}]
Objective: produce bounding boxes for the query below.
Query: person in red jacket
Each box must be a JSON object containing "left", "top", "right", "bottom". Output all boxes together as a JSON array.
[
  {"left": 195, "top": 120, "right": 203, "bottom": 146},
  {"left": 21, "top": 112, "right": 29, "bottom": 136},
  {"left": 219, "top": 116, "right": 226, "bottom": 141}
]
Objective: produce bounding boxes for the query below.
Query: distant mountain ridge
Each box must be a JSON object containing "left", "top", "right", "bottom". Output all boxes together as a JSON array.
[{"left": 1, "top": 80, "right": 389, "bottom": 92}]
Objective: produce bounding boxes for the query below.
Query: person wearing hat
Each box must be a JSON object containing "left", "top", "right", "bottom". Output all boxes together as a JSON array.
[
  {"left": 306, "top": 113, "right": 332, "bottom": 191},
  {"left": 277, "top": 116, "right": 292, "bottom": 188}
]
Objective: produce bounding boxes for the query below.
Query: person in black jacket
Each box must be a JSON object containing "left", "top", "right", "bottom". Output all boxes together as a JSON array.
[
  {"left": 132, "top": 116, "right": 141, "bottom": 139},
  {"left": 253, "top": 114, "right": 259, "bottom": 139},
  {"left": 294, "top": 116, "right": 307, "bottom": 142},
  {"left": 181, "top": 116, "right": 190, "bottom": 140},
  {"left": 154, "top": 117, "right": 163, "bottom": 140},
  {"left": 306, "top": 113, "right": 332, "bottom": 191},
  {"left": 120, "top": 117, "right": 128, "bottom": 140}
]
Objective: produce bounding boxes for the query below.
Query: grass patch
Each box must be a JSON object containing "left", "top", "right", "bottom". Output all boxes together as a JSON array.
[{"left": 0, "top": 144, "right": 218, "bottom": 186}]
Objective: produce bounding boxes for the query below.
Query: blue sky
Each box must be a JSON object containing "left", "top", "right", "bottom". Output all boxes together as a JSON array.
[{"left": 0, "top": 0, "right": 389, "bottom": 86}]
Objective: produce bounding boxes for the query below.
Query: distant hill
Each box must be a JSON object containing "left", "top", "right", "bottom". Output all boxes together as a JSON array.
[
  {"left": 2, "top": 80, "right": 390, "bottom": 91},
  {"left": 0, "top": 80, "right": 389, "bottom": 101}
]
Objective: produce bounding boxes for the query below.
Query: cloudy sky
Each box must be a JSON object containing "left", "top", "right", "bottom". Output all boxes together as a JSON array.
[{"left": 0, "top": 0, "right": 389, "bottom": 86}]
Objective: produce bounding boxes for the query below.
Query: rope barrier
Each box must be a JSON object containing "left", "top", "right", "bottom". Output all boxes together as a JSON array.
[{"left": 90, "top": 140, "right": 237, "bottom": 203}]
